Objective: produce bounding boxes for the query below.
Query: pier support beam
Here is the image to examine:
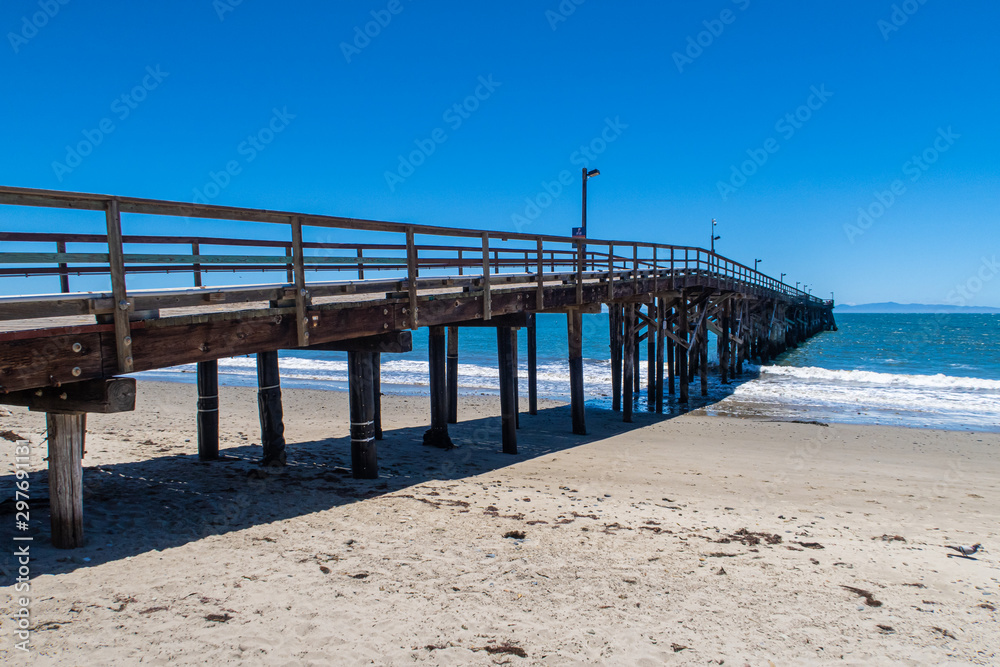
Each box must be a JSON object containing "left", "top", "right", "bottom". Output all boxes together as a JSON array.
[
  {"left": 526, "top": 315, "right": 538, "bottom": 416},
  {"left": 567, "top": 310, "right": 587, "bottom": 435},
  {"left": 256, "top": 351, "right": 286, "bottom": 466},
  {"left": 424, "top": 327, "right": 453, "bottom": 449},
  {"left": 678, "top": 296, "right": 689, "bottom": 404},
  {"left": 667, "top": 305, "right": 676, "bottom": 396},
  {"left": 512, "top": 328, "right": 520, "bottom": 429},
  {"left": 373, "top": 353, "right": 383, "bottom": 440},
  {"left": 633, "top": 320, "right": 641, "bottom": 395},
  {"left": 497, "top": 327, "right": 518, "bottom": 453},
  {"left": 447, "top": 327, "right": 459, "bottom": 424},
  {"left": 197, "top": 360, "right": 219, "bottom": 460},
  {"left": 348, "top": 351, "right": 378, "bottom": 478},
  {"left": 623, "top": 303, "right": 635, "bottom": 423},
  {"left": 655, "top": 297, "right": 665, "bottom": 413},
  {"left": 46, "top": 413, "right": 85, "bottom": 549},
  {"left": 610, "top": 304, "right": 622, "bottom": 412},
  {"left": 647, "top": 302, "right": 656, "bottom": 411},
  {"left": 720, "top": 301, "right": 730, "bottom": 385},
  {"left": 700, "top": 328, "right": 709, "bottom": 397}
]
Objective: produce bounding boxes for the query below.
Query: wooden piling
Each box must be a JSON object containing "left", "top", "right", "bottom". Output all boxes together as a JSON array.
[
  {"left": 647, "top": 303, "right": 656, "bottom": 411},
  {"left": 256, "top": 351, "right": 286, "bottom": 466},
  {"left": 497, "top": 327, "right": 518, "bottom": 453},
  {"left": 667, "top": 305, "right": 676, "bottom": 396},
  {"left": 655, "top": 297, "right": 665, "bottom": 413},
  {"left": 633, "top": 321, "right": 641, "bottom": 395},
  {"left": 373, "top": 352, "right": 383, "bottom": 440},
  {"left": 347, "top": 351, "right": 378, "bottom": 478},
  {"left": 567, "top": 310, "right": 587, "bottom": 435},
  {"left": 512, "top": 328, "right": 520, "bottom": 429},
  {"left": 623, "top": 303, "right": 635, "bottom": 422},
  {"left": 46, "top": 412, "right": 85, "bottom": 549},
  {"left": 526, "top": 315, "right": 538, "bottom": 416},
  {"left": 196, "top": 360, "right": 219, "bottom": 460},
  {"left": 610, "top": 304, "right": 622, "bottom": 412},
  {"left": 700, "top": 328, "right": 709, "bottom": 397},
  {"left": 678, "top": 296, "right": 689, "bottom": 404},
  {"left": 424, "top": 327, "right": 453, "bottom": 448},
  {"left": 721, "top": 300, "right": 731, "bottom": 385},
  {"left": 447, "top": 326, "right": 459, "bottom": 424}
]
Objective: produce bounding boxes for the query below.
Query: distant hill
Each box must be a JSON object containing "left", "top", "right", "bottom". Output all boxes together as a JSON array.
[{"left": 835, "top": 302, "right": 1000, "bottom": 314}]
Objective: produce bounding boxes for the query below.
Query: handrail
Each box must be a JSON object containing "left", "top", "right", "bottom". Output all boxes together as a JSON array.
[{"left": 0, "top": 185, "right": 827, "bottom": 309}]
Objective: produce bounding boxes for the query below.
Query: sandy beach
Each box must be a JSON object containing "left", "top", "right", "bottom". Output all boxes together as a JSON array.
[{"left": 2, "top": 381, "right": 998, "bottom": 665}]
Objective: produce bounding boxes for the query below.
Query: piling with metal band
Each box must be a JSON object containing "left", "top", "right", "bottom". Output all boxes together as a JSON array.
[
  {"left": 373, "top": 352, "right": 383, "bottom": 440},
  {"left": 256, "top": 351, "right": 286, "bottom": 466},
  {"left": 197, "top": 360, "right": 219, "bottom": 460},
  {"left": 348, "top": 351, "right": 378, "bottom": 478}
]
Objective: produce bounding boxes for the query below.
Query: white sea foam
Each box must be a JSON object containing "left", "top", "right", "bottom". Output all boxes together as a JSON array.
[
  {"left": 721, "top": 364, "right": 1000, "bottom": 431},
  {"left": 759, "top": 365, "right": 1000, "bottom": 391}
]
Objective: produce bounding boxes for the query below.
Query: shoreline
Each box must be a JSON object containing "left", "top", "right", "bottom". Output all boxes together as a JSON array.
[
  {"left": 133, "top": 364, "right": 1000, "bottom": 434},
  {"left": 2, "top": 380, "right": 998, "bottom": 664}
]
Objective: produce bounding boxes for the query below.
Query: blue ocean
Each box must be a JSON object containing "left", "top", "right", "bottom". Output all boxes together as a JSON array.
[{"left": 137, "top": 313, "right": 1000, "bottom": 433}]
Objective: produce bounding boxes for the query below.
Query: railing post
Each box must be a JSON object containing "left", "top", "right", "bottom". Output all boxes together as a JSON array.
[
  {"left": 406, "top": 227, "right": 418, "bottom": 329},
  {"left": 105, "top": 198, "right": 133, "bottom": 374},
  {"left": 356, "top": 247, "right": 364, "bottom": 280},
  {"left": 576, "top": 239, "right": 584, "bottom": 305},
  {"left": 653, "top": 246, "right": 658, "bottom": 293},
  {"left": 458, "top": 248, "right": 463, "bottom": 276},
  {"left": 632, "top": 245, "right": 638, "bottom": 295},
  {"left": 481, "top": 232, "right": 491, "bottom": 320},
  {"left": 291, "top": 216, "right": 309, "bottom": 347},
  {"left": 607, "top": 243, "right": 614, "bottom": 300},
  {"left": 192, "top": 242, "right": 202, "bottom": 287},
  {"left": 535, "top": 238, "right": 544, "bottom": 310},
  {"left": 56, "top": 240, "right": 70, "bottom": 293}
]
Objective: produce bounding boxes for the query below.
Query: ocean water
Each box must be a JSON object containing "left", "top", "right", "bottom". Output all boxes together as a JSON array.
[
  {"left": 715, "top": 313, "right": 1000, "bottom": 432},
  {"left": 136, "top": 312, "right": 1000, "bottom": 433}
]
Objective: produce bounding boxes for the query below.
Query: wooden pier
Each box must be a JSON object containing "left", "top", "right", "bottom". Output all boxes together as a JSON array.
[{"left": 0, "top": 185, "right": 836, "bottom": 548}]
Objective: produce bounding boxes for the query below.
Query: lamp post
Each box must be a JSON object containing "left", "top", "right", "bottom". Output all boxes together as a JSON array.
[
  {"left": 711, "top": 218, "right": 720, "bottom": 253},
  {"left": 780, "top": 272, "right": 786, "bottom": 283},
  {"left": 573, "top": 168, "right": 600, "bottom": 238},
  {"left": 754, "top": 259, "right": 762, "bottom": 271},
  {"left": 796, "top": 281, "right": 800, "bottom": 291}
]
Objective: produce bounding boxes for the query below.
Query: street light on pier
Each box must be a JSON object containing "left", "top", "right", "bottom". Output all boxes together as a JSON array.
[
  {"left": 780, "top": 272, "right": 787, "bottom": 283},
  {"left": 711, "top": 218, "right": 720, "bottom": 253},
  {"left": 796, "top": 281, "right": 800, "bottom": 291},
  {"left": 573, "top": 168, "right": 600, "bottom": 238},
  {"left": 754, "top": 258, "right": 762, "bottom": 271}
]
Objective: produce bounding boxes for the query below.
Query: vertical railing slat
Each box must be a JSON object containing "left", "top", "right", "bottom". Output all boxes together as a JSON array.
[
  {"left": 481, "top": 232, "right": 491, "bottom": 320},
  {"left": 406, "top": 227, "right": 418, "bottom": 329},
  {"left": 292, "top": 217, "right": 309, "bottom": 347},
  {"left": 105, "top": 199, "right": 133, "bottom": 374}
]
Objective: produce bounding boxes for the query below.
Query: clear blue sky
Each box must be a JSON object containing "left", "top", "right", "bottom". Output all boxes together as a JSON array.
[{"left": 2, "top": 1, "right": 998, "bottom": 305}]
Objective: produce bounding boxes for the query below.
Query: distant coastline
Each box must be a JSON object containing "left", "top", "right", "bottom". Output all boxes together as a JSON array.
[{"left": 834, "top": 302, "right": 1000, "bottom": 314}]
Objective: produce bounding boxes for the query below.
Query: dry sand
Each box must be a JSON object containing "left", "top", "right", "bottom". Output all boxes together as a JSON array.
[{"left": 1, "top": 381, "right": 998, "bottom": 665}]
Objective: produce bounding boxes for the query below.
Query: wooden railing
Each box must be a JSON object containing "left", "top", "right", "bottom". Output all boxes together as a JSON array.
[{"left": 0, "top": 186, "right": 827, "bottom": 339}]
